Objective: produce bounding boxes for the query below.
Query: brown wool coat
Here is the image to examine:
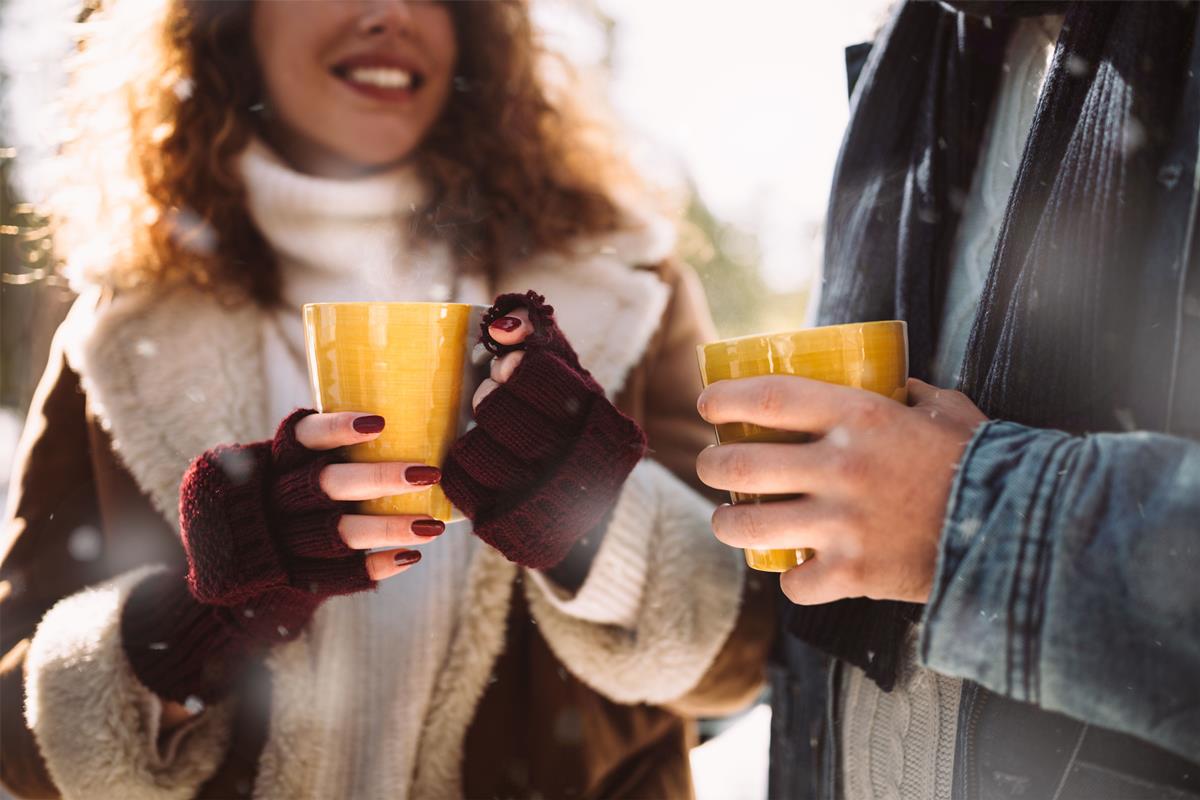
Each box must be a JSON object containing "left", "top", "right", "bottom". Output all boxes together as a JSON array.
[{"left": 1, "top": 259, "right": 776, "bottom": 800}]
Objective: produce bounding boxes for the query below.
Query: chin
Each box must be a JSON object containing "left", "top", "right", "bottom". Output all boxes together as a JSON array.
[{"left": 339, "top": 139, "right": 422, "bottom": 171}]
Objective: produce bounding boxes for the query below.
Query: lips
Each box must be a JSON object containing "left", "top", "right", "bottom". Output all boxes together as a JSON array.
[{"left": 331, "top": 54, "right": 426, "bottom": 103}]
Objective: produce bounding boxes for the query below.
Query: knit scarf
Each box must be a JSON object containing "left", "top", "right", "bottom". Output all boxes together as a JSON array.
[{"left": 788, "top": 0, "right": 1200, "bottom": 691}]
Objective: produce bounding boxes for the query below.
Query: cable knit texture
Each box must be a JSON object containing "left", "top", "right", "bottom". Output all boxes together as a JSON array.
[
  {"left": 840, "top": 631, "right": 962, "bottom": 800},
  {"left": 121, "top": 408, "right": 372, "bottom": 703},
  {"left": 442, "top": 291, "right": 648, "bottom": 569}
]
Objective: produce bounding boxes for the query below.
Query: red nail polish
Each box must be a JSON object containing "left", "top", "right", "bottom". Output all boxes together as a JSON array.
[
  {"left": 405, "top": 466, "right": 442, "bottom": 485},
  {"left": 353, "top": 415, "right": 386, "bottom": 434},
  {"left": 412, "top": 519, "right": 445, "bottom": 537},
  {"left": 394, "top": 550, "right": 422, "bottom": 566},
  {"left": 490, "top": 316, "right": 521, "bottom": 332}
]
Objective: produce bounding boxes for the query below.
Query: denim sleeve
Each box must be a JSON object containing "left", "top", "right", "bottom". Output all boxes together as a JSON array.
[{"left": 919, "top": 420, "right": 1200, "bottom": 761}]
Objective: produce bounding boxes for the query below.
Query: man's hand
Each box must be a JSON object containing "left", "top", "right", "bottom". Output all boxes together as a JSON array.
[{"left": 696, "top": 376, "right": 987, "bottom": 605}]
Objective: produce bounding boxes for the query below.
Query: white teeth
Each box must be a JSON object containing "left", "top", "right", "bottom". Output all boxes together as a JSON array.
[{"left": 346, "top": 67, "right": 412, "bottom": 90}]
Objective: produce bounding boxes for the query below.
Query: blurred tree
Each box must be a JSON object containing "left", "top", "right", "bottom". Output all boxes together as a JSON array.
[
  {"left": 681, "top": 189, "right": 811, "bottom": 339},
  {"left": 1, "top": 148, "right": 73, "bottom": 418}
]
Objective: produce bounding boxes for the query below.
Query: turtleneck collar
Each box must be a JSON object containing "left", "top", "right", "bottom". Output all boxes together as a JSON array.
[
  {"left": 240, "top": 137, "right": 427, "bottom": 227},
  {"left": 237, "top": 138, "right": 464, "bottom": 308}
]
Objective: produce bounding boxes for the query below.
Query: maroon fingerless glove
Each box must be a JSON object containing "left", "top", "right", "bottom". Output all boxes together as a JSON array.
[
  {"left": 441, "top": 291, "right": 647, "bottom": 570},
  {"left": 120, "top": 409, "right": 373, "bottom": 703}
]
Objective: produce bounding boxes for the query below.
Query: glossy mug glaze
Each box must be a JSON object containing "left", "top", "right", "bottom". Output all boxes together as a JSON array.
[
  {"left": 697, "top": 320, "right": 909, "bottom": 572},
  {"left": 303, "top": 302, "right": 487, "bottom": 521}
]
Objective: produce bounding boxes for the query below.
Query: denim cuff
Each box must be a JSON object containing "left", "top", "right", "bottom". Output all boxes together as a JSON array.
[{"left": 919, "top": 420, "right": 1079, "bottom": 702}]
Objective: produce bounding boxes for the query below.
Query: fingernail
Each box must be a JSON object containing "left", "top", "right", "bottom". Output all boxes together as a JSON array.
[
  {"left": 412, "top": 519, "right": 445, "bottom": 537},
  {"left": 405, "top": 466, "right": 442, "bottom": 485},
  {"left": 394, "top": 550, "right": 422, "bottom": 566},
  {"left": 490, "top": 316, "right": 521, "bottom": 332},
  {"left": 353, "top": 415, "right": 386, "bottom": 434}
]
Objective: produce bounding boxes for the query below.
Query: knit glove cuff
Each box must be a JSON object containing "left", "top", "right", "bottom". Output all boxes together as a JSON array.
[{"left": 442, "top": 291, "right": 647, "bottom": 569}]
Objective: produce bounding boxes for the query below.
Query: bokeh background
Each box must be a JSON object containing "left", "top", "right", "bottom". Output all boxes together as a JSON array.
[{"left": 0, "top": 1, "right": 889, "bottom": 797}]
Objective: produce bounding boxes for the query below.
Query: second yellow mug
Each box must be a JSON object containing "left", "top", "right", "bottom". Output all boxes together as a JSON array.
[
  {"left": 697, "top": 320, "right": 909, "bottom": 572},
  {"left": 303, "top": 302, "right": 487, "bottom": 521}
]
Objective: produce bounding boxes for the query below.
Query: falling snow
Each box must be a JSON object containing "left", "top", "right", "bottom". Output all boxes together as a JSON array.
[
  {"left": 958, "top": 517, "right": 982, "bottom": 540},
  {"left": 826, "top": 426, "right": 851, "bottom": 449},
  {"left": 67, "top": 525, "right": 102, "bottom": 561},
  {"left": 1122, "top": 118, "right": 1147, "bottom": 155},
  {"left": 217, "top": 448, "right": 255, "bottom": 485},
  {"left": 1158, "top": 162, "right": 1183, "bottom": 190}
]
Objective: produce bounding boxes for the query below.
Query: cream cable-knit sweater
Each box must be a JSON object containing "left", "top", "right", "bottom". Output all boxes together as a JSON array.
[{"left": 839, "top": 16, "right": 1063, "bottom": 800}]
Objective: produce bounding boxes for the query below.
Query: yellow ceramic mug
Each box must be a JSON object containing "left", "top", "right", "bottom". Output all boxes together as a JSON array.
[
  {"left": 303, "top": 302, "right": 487, "bottom": 521},
  {"left": 697, "top": 321, "right": 909, "bottom": 572}
]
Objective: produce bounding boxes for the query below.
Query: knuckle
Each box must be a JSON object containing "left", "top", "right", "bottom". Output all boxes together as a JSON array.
[
  {"left": 370, "top": 462, "right": 392, "bottom": 490},
  {"left": 754, "top": 381, "right": 787, "bottom": 422},
  {"left": 384, "top": 517, "right": 409, "bottom": 541},
  {"left": 324, "top": 413, "right": 344, "bottom": 438},
  {"left": 826, "top": 447, "right": 856, "bottom": 481},
  {"left": 726, "top": 449, "right": 756, "bottom": 486},
  {"left": 850, "top": 397, "right": 887, "bottom": 428},
  {"left": 843, "top": 454, "right": 869, "bottom": 484},
  {"left": 736, "top": 507, "right": 769, "bottom": 548}
]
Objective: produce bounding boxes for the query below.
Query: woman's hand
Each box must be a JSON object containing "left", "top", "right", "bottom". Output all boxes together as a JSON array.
[
  {"left": 125, "top": 409, "right": 449, "bottom": 709},
  {"left": 440, "top": 291, "right": 646, "bottom": 570},
  {"left": 294, "top": 410, "right": 446, "bottom": 580},
  {"left": 696, "top": 377, "right": 987, "bottom": 605},
  {"left": 179, "top": 408, "right": 447, "bottom": 635}
]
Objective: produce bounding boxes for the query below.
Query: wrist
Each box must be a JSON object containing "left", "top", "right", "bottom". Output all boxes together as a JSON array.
[
  {"left": 541, "top": 507, "right": 614, "bottom": 591},
  {"left": 121, "top": 571, "right": 251, "bottom": 704}
]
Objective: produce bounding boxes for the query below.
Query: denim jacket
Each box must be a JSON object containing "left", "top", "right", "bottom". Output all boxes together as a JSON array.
[
  {"left": 930, "top": 421, "right": 1200, "bottom": 795},
  {"left": 769, "top": 421, "right": 1200, "bottom": 799}
]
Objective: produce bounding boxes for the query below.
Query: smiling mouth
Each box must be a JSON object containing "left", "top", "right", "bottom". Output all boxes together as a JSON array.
[{"left": 331, "top": 63, "right": 426, "bottom": 100}]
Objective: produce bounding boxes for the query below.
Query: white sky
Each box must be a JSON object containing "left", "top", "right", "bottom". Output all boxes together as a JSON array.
[{"left": 537, "top": 0, "right": 890, "bottom": 290}]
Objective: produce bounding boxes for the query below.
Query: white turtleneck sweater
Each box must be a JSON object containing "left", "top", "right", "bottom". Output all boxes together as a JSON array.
[
  {"left": 239, "top": 140, "right": 491, "bottom": 798},
  {"left": 839, "top": 16, "right": 1063, "bottom": 800}
]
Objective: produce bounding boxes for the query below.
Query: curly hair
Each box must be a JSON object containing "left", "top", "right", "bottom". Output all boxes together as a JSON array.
[{"left": 47, "top": 0, "right": 640, "bottom": 304}]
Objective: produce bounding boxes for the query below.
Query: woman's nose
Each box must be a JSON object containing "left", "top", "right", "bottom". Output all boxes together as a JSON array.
[{"left": 358, "top": 0, "right": 416, "bottom": 38}]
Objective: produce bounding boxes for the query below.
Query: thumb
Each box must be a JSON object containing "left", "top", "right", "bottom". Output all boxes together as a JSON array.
[
  {"left": 778, "top": 554, "right": 857, "bottom": 606},
  {"left": 487, "top": 307, "right": 533, "bottom": 347},
  {"left": 905, "top": 377, "right": 990, "bottom": 428},
  {"left": 905, "top": 377, "right": 942, "bottom": 407}
]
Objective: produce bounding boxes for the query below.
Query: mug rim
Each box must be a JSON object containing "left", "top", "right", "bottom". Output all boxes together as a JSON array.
[
  {"left": 302, "top": 301, "right": 487, "bottom": 310},
  {"left": 698, "top": 319, "right": 907, "bottom": 352}
]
